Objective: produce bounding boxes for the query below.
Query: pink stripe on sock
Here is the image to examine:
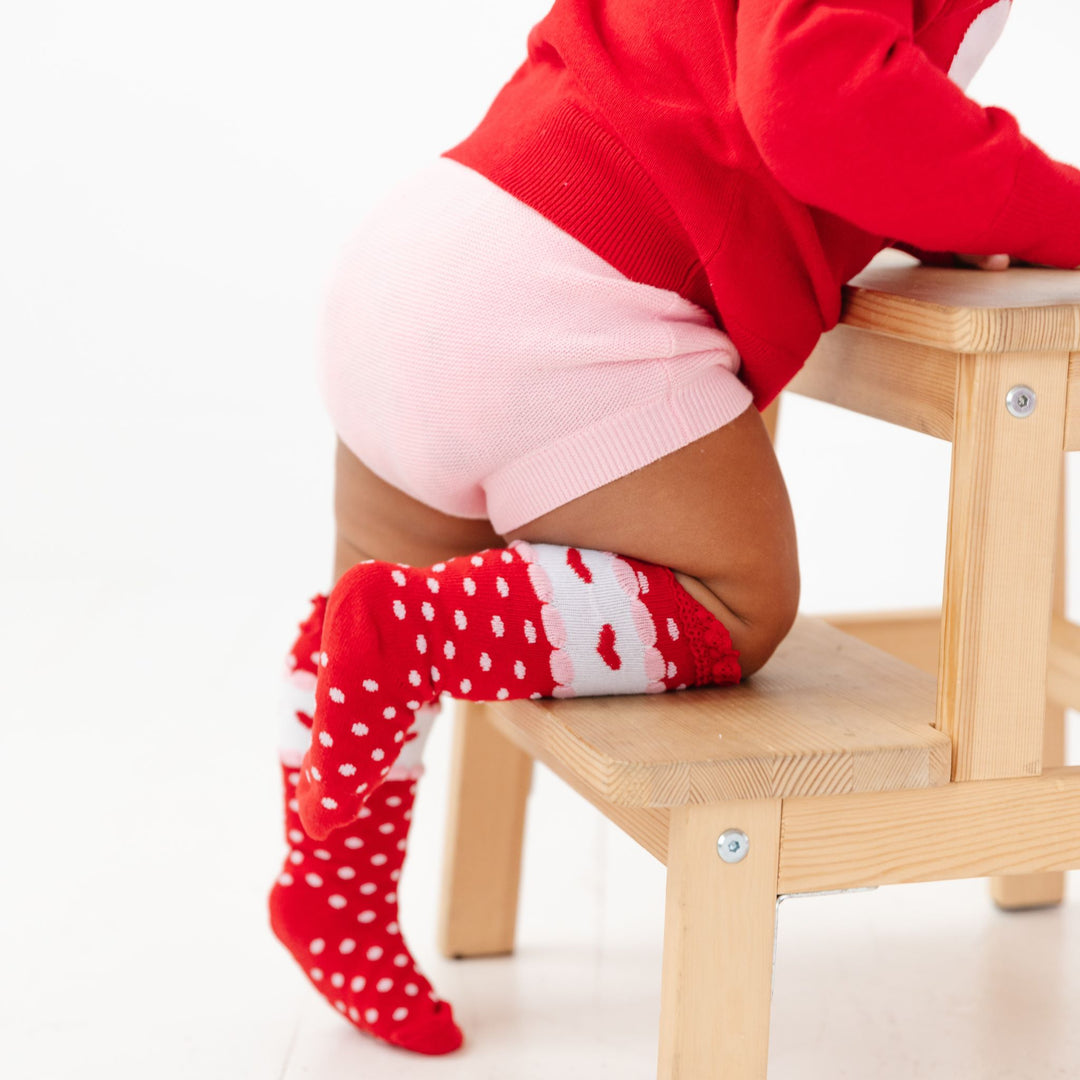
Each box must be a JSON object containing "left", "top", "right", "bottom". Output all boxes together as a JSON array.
[
  {"left": 611, "top": 554, "right": 667, "bottom": 692},
  {"left": 509, "top": 539, "right": 574, "bottom": 694}
]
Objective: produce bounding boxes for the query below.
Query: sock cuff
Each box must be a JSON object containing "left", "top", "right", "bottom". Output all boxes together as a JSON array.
[
  {"left": 665, "top": 570, "right": 742, "bottom": 686},
  {"left": 288, "top": 594, "right": 329, "bottom": 676},
  {"left": 387, "top": 702, "right": 439, "bottom": 778},
  {"left": 610, "top": 555, "right": 742, "bottom": 687},
  {"left": 280, "top": 593, "right": 329, "bottom": 766},
  {"left": 509, "top": 539, "right": 741, "bottom": 694}
]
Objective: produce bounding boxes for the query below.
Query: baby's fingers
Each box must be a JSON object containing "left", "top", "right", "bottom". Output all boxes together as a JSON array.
[
  {"left": 1009, "top": 256, "right": 1077, "bottom": 269},
  {"left": 955, "top": 253, "right": 1010, "bottom": 270}
]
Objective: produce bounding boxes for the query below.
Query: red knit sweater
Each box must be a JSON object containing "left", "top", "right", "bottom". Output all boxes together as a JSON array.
[{"left": 442, "top": 0, "right": 1080, "bottom": 409}]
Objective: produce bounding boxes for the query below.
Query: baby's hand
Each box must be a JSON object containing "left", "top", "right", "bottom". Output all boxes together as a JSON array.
[
  {"left": 955, "top": 252, "right": 1010, "bottom": 270},
  {"left": 956, "top": 253, "right": 1080, "bottom": 270}
]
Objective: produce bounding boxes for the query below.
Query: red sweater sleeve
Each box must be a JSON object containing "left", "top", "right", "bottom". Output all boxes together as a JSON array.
[{"left": 734, "top": 0, "right": 1080, "bottom": 269}]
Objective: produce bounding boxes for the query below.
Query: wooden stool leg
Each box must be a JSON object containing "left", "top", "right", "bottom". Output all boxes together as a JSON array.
[
  {"left": 437, "top": 701, "right": 533, "bottom": 958},
  {"left": 936, "top": 351, "right": 1069, "bottom": 781},
  {"left": 991, "top": 455, "right": 1068, "bottom": 910},
  {"left": 658, "top": 799, "right": 782, "bottom": 1080}
]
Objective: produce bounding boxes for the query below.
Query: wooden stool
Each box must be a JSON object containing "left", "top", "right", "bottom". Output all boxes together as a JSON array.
[{"left": 436, "top": 250, "right": 1080, "bottom": 1078}]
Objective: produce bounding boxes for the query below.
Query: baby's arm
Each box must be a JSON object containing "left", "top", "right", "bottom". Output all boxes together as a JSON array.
[{"left": 735, "top": 0, "right": 1080, "bottom": 270}]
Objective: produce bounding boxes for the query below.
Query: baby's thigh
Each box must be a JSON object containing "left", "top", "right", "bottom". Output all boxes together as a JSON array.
[
  {"left": 503, "top": 405, "right": 799, "bottom": 676},
  {"left": 333, "top": 439, "right": 505, "bottom": 582}
]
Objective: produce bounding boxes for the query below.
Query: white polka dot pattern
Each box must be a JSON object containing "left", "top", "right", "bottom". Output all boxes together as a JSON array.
[
  {"left": 269, "top": 763, "right": 462, "bottom": 1053},
  {"left": 295, "top": 549, "right": 557, "bottom": 837}
]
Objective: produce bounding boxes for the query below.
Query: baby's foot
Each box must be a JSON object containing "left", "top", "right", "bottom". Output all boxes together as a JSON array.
[{"left": 270, "top": 771, "right": 463, "bottom": 1055}]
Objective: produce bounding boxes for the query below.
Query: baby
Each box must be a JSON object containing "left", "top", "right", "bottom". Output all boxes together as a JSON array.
[{"left": 269, "top": 0, "right": 1080, "bottom": 1055}]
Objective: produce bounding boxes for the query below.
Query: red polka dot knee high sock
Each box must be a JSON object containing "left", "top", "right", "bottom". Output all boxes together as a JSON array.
[
  {"left": 270, "top": 598, "right": 463, "bottom": 1056},
  {"left": 297, "top": 541, "right": 741, "bottom": 839}
]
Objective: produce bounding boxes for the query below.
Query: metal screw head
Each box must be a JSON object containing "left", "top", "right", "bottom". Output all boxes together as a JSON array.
[
  {"left": 1006, "top": 385, "right": 1037, "bottom": 418},
  {"left": 717, "top": 829, "right": 750, "bottom": 863}
]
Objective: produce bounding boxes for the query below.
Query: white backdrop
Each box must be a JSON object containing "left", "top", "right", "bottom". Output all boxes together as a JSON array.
[{"left": 3, "top": 2, "right": 1079, "bottom": 1076}]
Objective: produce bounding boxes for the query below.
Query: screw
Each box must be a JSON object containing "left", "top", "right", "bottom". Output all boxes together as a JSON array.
[
  {"left": 717, "top": 829, "right": 750, "bottom": 863},
  {"left": 1006, "top": 385, "right": 1037, "bottom": 418}
]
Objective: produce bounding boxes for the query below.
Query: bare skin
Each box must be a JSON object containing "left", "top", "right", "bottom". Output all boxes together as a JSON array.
[
  {"left": 953, "top": 253, "right": 1070, "bottom": 270},
  {"left": 332, "top": 438, "right": 505, "bottom": 579},
  {"left": 333, "top": 401, "right": 800, "bottom": 678},
  {"left": 958, "top": 252, "right": 1009, "bottom": 270}
]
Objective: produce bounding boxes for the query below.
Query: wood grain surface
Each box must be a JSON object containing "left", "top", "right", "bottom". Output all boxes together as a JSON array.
[{"left": 484, "top": 617, "right": 950, "bottom": 807}]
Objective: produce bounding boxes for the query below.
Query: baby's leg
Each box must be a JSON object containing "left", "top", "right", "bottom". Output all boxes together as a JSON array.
[
  {"left": 298, "top": 403, "right": 798, "bottom": 837},
  {"left": 269, "top": 444, "right": 501, "bottom": 1055},
  {"left": 332, "top": 403, "right": 797, "bottom": 676},
  {"left": 331, "top": 437, "right": 505, "bottom": 575},
  {"left": 330, "top": 409, "right": 798, "bottom": 672},
  {"left": 506, "top": 402, "right": 799, "bottom": 678}
]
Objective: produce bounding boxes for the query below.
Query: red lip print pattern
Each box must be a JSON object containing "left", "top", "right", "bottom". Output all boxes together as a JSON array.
[
  {"left": 565, "top": 546, "right": 593, "bottom": 583},
  {"left": 297, "top": 541, "right": 742, "bottom": 840},
  {"left": 596, "top": 623, "right": 622, "bottom": 670}
]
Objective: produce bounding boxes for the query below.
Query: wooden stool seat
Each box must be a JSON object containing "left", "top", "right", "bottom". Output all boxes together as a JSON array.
[{"left": 485, "top": 617, "right": 950, "bottom": 812}]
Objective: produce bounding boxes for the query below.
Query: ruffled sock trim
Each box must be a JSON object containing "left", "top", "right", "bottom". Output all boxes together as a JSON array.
[{"left": 666, "top": 570, "right": 742, "bottom": 686}]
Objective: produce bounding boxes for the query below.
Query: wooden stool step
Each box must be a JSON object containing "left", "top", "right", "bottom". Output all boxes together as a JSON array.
[{"left": 482, "top": 615, "right": 951, "bottom": 811}]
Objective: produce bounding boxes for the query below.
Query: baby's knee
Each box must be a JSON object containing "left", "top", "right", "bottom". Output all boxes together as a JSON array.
[
  {"left": 685, "top": 560, "right": 800, "bottom": 679},
  {"left": 736, "top": 574, "right": 799, "bottom": 677}
]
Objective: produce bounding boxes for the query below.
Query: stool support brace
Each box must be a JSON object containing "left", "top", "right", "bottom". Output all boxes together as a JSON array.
[{"left": 779, "top": 764, "right": 1080, "bottom": 893}]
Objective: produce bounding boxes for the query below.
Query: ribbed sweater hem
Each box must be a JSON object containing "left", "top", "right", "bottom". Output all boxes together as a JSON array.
[{"left": 442, "top": 93, "right": 718, "bottom": 317}]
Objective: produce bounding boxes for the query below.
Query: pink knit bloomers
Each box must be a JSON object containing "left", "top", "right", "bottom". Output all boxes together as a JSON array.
[{"left": 319, "top": 155, "right": 753, "bottom": 536}]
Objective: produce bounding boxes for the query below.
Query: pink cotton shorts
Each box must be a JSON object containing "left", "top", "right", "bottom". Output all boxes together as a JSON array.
[{"left": 319, "top": 156, "right": 753, "bottom": 536}]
